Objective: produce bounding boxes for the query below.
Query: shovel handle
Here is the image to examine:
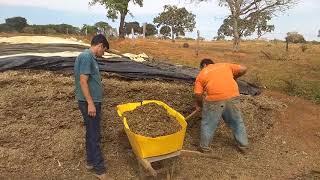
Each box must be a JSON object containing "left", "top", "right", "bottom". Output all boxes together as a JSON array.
[{"left": 185, "top": 110, "right": 199, "bottom": 121}]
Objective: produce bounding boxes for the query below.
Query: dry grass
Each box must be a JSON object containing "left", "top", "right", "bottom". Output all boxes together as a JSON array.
[{"left": 109, "top": 38, "right": 320, "bottom": 104}]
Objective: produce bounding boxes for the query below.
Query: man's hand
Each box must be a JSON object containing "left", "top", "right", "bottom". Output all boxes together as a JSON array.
[
  {"left": 88, "top": 102, "right": 96, "bottom": 117},
  {"left": 234, "top": 65, "right": 247, "bottom": 79}
]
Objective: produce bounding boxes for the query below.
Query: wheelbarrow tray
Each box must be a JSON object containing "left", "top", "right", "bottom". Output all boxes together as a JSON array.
[{"left": 116, "top": 100, "right": 187, "bottom": 159}]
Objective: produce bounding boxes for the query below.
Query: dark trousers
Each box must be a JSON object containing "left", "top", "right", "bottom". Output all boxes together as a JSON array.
[{"left": 78, "top": 101, "right": 106, "bottom": 174}]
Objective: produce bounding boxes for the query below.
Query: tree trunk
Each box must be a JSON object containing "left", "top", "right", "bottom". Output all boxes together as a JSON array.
[
  {"left": 143, "top": 23, "right": 146, "bottom": 38},
  {"left": 119, "top": 12, "right": 126, "bottom": 39},
  {"left": 229, "top": 0, "right": 241, "bottom": 52},
  {"left": 196, "top": 30, "right": 200, "bottom": 56},
  {"left": 170, "top": 26, "right": 175, "bottom": 42},
  {"left": 232, "top": 16, "right": 240, "bottom": 52}
]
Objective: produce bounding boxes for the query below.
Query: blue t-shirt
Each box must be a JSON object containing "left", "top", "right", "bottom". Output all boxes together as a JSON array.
[{"left": 74, "top": 49, "right": 102, "bottom": 102}]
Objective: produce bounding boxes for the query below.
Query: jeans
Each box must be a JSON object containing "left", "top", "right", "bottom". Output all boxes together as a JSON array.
[
  {"left": 78, "top": 101, "right": 106, "bottom": 174},
  {"left": 200, "top": 97, "right": 248, "bottom": 150}
]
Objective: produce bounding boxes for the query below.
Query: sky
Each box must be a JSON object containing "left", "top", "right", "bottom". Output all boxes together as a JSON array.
[{"left": 0, "top": 0, "right": 319, "bottom": 40}]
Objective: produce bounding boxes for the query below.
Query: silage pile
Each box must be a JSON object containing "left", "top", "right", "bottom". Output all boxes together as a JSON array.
[
  {"left": 0, "top": 70, "right": 285, "bottom": 179},
  {"left": 124, "top": 103, "right": 182, "bottom": 137}
]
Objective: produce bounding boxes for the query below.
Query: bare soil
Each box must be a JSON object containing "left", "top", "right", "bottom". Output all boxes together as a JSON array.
[
  {"left": 0, "top": 70, "right": 319, "bottom": 179},
  {"left": 124, "top": 103, "right": 181, "bottom": 137}
]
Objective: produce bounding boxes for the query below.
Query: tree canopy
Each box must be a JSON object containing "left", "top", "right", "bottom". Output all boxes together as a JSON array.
[
  {"left": 154, "top": 5, "right": 196, "bottom": 39},
  {"left": 89, "top": 0, "right": 143, "bottom": 38}
]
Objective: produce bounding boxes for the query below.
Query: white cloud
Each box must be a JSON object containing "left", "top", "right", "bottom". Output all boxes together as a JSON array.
[
  {"left": 128, "top": 0, "right": 228, "bottom": 16},
  {"left": 0, "top": 0, "right": 228, "bottom": 16},
  {"left": 0, "top": 0, "right": 106, "bottom": 14}
]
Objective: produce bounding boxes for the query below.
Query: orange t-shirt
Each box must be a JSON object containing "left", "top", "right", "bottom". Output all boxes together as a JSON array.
[{"left": 194, "top": 63, "right": 241, "bottom": 101}]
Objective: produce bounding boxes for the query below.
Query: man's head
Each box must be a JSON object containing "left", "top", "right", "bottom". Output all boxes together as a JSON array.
[
  {"left": 91, "top": 34, "right": 109, "bottom": 57},
  {"left": 200, "top": 58, "right": 214, "bottom": 69}
]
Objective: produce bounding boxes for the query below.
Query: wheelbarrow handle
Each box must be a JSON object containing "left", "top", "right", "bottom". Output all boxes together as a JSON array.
[{"left": 185, "top": 110, "right": 199, "bottom": 121}]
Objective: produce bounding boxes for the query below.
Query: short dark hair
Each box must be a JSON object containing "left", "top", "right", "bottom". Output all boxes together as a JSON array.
[
  {"left": 91, "top": 34, "right": 109, "bottom": 49},
  {"left": 200, "top": 58, "right": 214, "bottom": 69}
]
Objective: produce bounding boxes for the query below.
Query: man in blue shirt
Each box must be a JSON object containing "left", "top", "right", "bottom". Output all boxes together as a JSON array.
[{"left": 74, "top": 34, "right": 112, "bottom": 180}]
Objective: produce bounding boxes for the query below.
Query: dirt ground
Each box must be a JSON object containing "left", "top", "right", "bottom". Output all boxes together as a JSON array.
[
  {"left": 0, "top": 70, "right": 319, "bottom": 179},
  {"left": 124, "top": 103, "right": 182, "bottom": 137}
]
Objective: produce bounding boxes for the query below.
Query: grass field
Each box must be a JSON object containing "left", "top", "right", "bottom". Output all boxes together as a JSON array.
[{"left": 110, "top": 38, "right": 320, "bottom": 104}]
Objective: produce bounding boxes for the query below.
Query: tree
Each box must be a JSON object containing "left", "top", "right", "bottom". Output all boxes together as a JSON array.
[
  {"left": 124, "top": 21, "right": 142, "bottom": 35},
  {"left": 89, "top": 0, "right": 143, "bottom": 39},
  {"left": 213, "top": 34, "right": 225, "bottom": 40},
  {"left": 145, "top": 23, "right": 157, "bottom": 36},
  {"left": 217, "top": 12, "right": 274, "bottom": 40},
  {"left": 153, "top": 5, "right": 196, "bottom": 40},
  {"left": 5, "top": 16, "right": 28, "bottom": 32},
  {"left": 286, "top": 32, "right": 305, "bottom": 43},
  {"left": 47, "top": 24, "right": 79, "bottom": 34},
  {"left": 285, "top": 32, "right": 305, "bottom": 51},
  {"left": 95, "top": 21, "right": 113, "bottom": 35},
  {"left": 197, "top": 0, "right": 296, "bottom": 51},
  {"left": 107, "top": 28, "right": 118, "bottom": 37},
  {"left": 160, "top": 26, "right": 171, "bottom": 38},
  {"left": 81, "top": 24, "right": 98, "bottom": 35},
  {"left": 318, "top": 30, "right": 320, "bottom": 38}
]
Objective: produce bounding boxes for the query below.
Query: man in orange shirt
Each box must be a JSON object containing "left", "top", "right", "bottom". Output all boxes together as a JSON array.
[{"left": 194, "top": 58, "right": 248, "bottom": 153}]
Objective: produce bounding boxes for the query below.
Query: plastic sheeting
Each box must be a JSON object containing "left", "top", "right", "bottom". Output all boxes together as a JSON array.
[
  {"left": 0, "top": 42, "right": 260, "bottom": 95},
  {"left": 0, "top": 55, "right": 261, "bottom": 96}
]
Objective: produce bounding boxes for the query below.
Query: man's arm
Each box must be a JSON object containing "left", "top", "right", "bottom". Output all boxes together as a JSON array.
[
  {"left": 195, "top": 93, "right": 203, "bottom": 112},
  {"left": 80, "top": 74, "right": 96, "bottom": 117},
  {"left": 194, "top": 75, "right": 204, "bottom": 112},
  {"left": 234, "top": 65, "right": 247, "bottom": 79}
]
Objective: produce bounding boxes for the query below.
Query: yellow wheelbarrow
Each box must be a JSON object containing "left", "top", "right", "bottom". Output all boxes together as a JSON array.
[{"left": 117, "top": 100, "right": 187, "bottom": 178}]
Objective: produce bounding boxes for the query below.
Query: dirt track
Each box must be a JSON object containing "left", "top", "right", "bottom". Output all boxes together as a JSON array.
[{"left": 0, "top": 70, "right": 319, "bottom": 179}]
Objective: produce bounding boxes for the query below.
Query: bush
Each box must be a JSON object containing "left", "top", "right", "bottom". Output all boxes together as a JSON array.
[
  {"left": 270, "top": 39, "right": 284, "bottom": 44},
  {"left": 260, "top": 50, "right": 302, "bottom": 61},
  {"left": 249, "top": 73, "right": 264, "bottom": 88},
  {"left": 282, "top": 79, "right": 297, "bottom": 94},
  {"left": 301, "top": 44, "right": 308, "bottom": 52},
  {"left": 0, "top": 24, "right": 13, "bottom": 32},
  {"left": 45, "top": 28, "right": 56, "bottom": 34},
  {"left": 309, "top": 40, "right": 320, "bottom": 45},
  {"left": 22, "top": 26, "right": 35, "bottom": 34},
  {"left": 182, "top": 42, "right": 189, "bottom": 48}
]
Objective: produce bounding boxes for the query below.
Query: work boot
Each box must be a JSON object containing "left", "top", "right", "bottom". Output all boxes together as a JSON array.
[
  {"left": 236, "top": 145, "right": 249, "bottom": 154},
  {"left": 198, "top": 146, "right": 213, "bottom": 154},
  {"left": 93, "top": 173, "right": 114, "bottom": 180}
]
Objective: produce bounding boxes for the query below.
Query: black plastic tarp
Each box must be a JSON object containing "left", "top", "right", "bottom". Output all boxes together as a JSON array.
[
  {"left": 0, "top": 42, "right": 260, "bottom": 95},
  {"left": 0, "top": 55, "right": 261, "bottom": 96}
]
